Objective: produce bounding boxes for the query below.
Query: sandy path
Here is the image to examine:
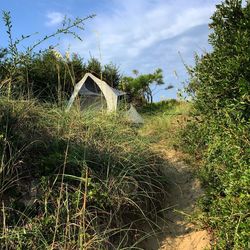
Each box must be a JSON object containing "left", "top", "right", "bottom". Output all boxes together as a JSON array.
[{"left": 139, "top": 148, "right": 211, "bottom": 250}]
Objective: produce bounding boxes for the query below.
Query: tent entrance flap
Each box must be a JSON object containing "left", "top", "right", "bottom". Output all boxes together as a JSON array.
[{"left": 80, "top": 76, "right": 102, "bottom": 95}]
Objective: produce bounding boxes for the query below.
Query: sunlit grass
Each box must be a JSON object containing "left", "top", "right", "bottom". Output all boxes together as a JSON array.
[{"left": 140, "top": 100, "right": 192, "bottom": 148}]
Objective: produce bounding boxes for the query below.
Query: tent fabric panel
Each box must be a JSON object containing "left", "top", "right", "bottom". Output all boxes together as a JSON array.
[{"left": 126, "top": 105, "right": 144, "bottom": 124}]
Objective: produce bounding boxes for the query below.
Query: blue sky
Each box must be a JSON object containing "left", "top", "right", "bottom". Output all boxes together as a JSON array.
[{"left": 1, "top": 0, "right": 222, "bottom": 101}]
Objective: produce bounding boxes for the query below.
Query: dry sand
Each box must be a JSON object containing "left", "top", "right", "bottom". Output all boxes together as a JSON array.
[{"left": 139, "top": 148, "right": 211, "bottom": 250}]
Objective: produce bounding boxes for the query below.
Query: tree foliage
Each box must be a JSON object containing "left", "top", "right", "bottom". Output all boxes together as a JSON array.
[
  {"left": 102, "top": 63, "right": 121, "bottom": 88},
  {"left": 85, "top": 58, "right": 121, "bottom": 88},
  {"left": 0, "top": 11, "right": 95, "bottom": 102},
  {"left": 27, "top": 51, "right": 85, "bottom": 101},
  {"left": 120, "top": 68, "right": 164, "bottom": 104},
  {"left": 184, "top": 1, "right": 250, "bottom": 248},
  {"left": 0, "top": 50, "right": 123, "bottom": 103},
  {"left": 86, "top": 57, "right": 102, "bottom": 78}
]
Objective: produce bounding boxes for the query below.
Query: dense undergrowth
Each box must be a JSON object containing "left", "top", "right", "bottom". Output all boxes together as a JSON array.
[
  {"left": 182, "top": 1, "right": 250, "bottom": 249},
  {"left": 0, "top": 98, "right": 168, "bottom": 249}
]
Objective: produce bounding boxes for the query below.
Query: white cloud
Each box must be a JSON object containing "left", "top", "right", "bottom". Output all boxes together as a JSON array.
[
  {"left": 61, "top": 0, "right": 220, "bottom": 99},
  {"left": 46, "top": 11, "right": 65, "bottom": 26},
  {"left": 63, "top": 0, "right": 217, "bottom": 61}
]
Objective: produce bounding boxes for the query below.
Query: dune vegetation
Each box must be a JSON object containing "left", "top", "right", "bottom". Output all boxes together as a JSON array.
[
  {"left": 0, "top": 1, "right": 249, "bottom": 249},
  {"left": 0, "top": 98, "right": 171, "bottom": 249}
]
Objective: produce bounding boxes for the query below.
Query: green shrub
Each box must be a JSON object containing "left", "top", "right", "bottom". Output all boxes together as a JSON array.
[{"left": 183, "top": 1, "right": 250, "bottom": 248}]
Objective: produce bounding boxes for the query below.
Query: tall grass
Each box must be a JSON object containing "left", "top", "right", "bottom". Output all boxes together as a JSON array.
[
  {"left": 0, "top": 98, "right": 167, "bottom": 249},
  {"left": 140, "top": 100, "right": 192, "bottom": 149}
]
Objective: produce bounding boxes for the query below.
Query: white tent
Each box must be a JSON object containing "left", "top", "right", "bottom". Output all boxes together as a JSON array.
[
  {"left": 66, "top": 73, "right": 144, "bottom": 123},
  {"left": 66, "top": 73, "right": 126, "bottom": 112}
]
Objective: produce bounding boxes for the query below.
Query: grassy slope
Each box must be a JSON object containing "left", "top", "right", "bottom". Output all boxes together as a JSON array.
[
  {"left": 3, "top": 98, "right": 228, "bottom": 249},
  {"left": 0, "top": 99, "right": 169, "bottom": 249}
]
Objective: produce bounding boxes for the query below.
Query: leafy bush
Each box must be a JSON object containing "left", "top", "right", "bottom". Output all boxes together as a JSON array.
[{"left": 183, "top": 1, "right": 250, "bottom": 249}]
